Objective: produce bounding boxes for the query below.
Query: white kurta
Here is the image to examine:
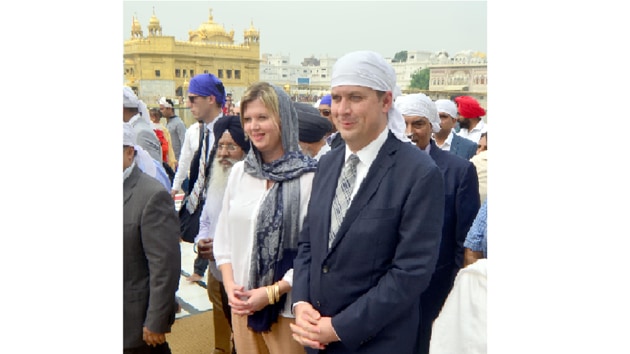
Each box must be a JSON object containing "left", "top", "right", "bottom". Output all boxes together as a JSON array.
[
  {"left": 429, "top": 259, "right": 487, "bottom": 354},
  {"left": 214, "top": 160, "right": 315, "bottom": 318}
]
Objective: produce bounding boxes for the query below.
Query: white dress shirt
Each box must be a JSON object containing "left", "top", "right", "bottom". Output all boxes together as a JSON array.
[
  {"left": 436, "top": 131, "right": 455, "bottom": 151},
  {"left": 457, "top": 120, "right": 487, "bottom": 144},
  {"left": 343, "top": 126, "right": 389, "bottom": 201},
  {"left": 171, "top": 113, "right": 222, "bottom": 192},
  {"left": 171, "top": 122, "right": 200, "bottom": 192}
]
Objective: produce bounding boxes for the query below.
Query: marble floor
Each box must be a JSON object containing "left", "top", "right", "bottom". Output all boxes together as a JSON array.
[
  {"left": 174, "top": 193, "right": 213, "bottom": 319},
  {"left": 176, "top": 241, "right": 213, "bottom": 319}
]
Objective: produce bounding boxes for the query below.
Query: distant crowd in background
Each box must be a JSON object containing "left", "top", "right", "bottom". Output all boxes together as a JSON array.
[{"left": 123, "top": 49, "right": 487, "bottom": 354}]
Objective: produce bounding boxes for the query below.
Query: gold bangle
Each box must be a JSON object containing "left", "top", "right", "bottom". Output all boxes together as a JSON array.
[
  {"left": 266, "top": 286, "right": 275, "bottom": 305},
  {"left": 274, "top": 283, "right": 280, "bottom": 303}
]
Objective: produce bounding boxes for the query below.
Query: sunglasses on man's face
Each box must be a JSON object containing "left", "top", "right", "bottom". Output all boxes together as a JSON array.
[{"left": 319, "top": 109, "right": 331, "bottom": 117}]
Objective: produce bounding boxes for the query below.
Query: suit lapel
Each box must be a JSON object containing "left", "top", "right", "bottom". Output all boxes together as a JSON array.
[
  {"left": 328, "top": 133, "right": 398, "bottom": 252},
  {"left": 451, "top": 134, "right": 460, "bottom": 155}
]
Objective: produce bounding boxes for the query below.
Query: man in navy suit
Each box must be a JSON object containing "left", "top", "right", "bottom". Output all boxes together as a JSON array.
[
  {"left": 433, "top": 99, "right": 478, "bottom": 160},
  {"left": 290, "top": 51, "right": 445, "bottom": 354},
  {"left": 396, "top": 93, "right": 480, "bottom": 354}
]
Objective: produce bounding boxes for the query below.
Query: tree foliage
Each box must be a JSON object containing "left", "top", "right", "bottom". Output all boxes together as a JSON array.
[
  {"left": 392, "top": 50, "right": 408, "bottom": 63},
  {"left": 409, "top": 68, "right": 430, "bottom": 90}
]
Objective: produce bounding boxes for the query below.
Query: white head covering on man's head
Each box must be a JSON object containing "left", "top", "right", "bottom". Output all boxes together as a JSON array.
[
  {"left": 435, "top": 99, "right": 459, "bottom": 120},
  {"left": 395, "top": 93, "right": 441, "bottom": 134},
  {"left": 123, "top": 122, "right": 136, "bottom": 146},
  {"left": 123, "top": 86, "right": 138, "bottom": 108},
  {"left": 158, "top": 97, "right": 173, "bottom": 108},
  {"left": 330, "top": 50, "right": 409, "bottom": 143},
  {"left": 123, "top": 86, "right": 151, "bottom": 125},
  {"left": 122, "top": 122, "right": 157, "bottom": 178}
]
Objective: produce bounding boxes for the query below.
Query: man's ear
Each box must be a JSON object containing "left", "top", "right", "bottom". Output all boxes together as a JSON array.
[{"left": 382, "top": 91, "right": 393, "bottom": 113}]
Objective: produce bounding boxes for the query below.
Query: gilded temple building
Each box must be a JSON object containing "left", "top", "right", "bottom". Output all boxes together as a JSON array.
[{"left": 124, "top": 8, "right": 260, "bottom": 113}]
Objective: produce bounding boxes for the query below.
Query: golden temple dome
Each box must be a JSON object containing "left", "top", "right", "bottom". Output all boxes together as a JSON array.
[
  {"left": 131, "top": 15, "right": 143, "bottom": 38},
  {"left": 147, "top": 8, "right": 162, "bottom": 36},
  {"left": 244, "top": 20, "right": 259, "bottom": 37},
  {"left": 189, "top": 8, "right": 234, "bottom": 43},
  {"left": 149, "top": 11, "right": 160, "bottom": 26},
  {"left": 131, "top": 16, "right": 142, "bottom": 31}
]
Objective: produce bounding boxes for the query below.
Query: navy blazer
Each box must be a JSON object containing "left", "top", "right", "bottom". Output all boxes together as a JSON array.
[
  {"left": 418, "top": 141, "right": 480, "bottom": 348},
  {"left": 449, "top": 133, "right": 478, "bottom": 161},
  {"left": 329, "top": 132, "right": 345, "bottom": 149},
  {"left": 293, "top": 132, "right": 445, "bottom": 354}
]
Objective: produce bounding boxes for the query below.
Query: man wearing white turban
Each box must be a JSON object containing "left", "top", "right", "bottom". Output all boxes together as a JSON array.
[
  {"left": 433, "top": 99, "right": 478, "bottom": 160},
  {"left": 396, "top": 93, "right": 480, "bottom": 354},
  {"left": 123, "top": 123, "right": 171, "bottom": 191},
  {"left": 291, "top": 50, "right": 445, "bottom": 354},
  {"left": 123, "top": 86, "right": 163, "bottom": 162},
  {"left": 123, "top": 122, "right": 180, "bottom": 354}
]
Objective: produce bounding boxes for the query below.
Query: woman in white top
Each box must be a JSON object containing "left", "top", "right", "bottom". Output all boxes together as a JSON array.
[{"left": 214, "top": 82, "right": 317, "bottom": 354}]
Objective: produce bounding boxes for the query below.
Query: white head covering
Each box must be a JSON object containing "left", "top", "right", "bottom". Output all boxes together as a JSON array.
[
  {"left": 123, "top": 86, "right": 139, "bottom": 108},
  {"left": 435, "top": 99, "right": 458, "bottom": 119},
  {"left": 133, "top": 145, "right": 157, "bottom": 177},
  {"left": 123, "top": 122, "right": 157, "bottom": 178},
  {"left": 158, "top": 97, "right": 173, "bottom": 108},
  {"left": 123, "top": 86, "right": 151, "bottom": 125},
  {"left": 331, "top": 50, "right": 409, "bottom": 143},
  {"left": 395, "top": 93, "right": 441, "bottom": 134},
  {"left": 123, "top": 122, "right": 136, "bottom": 146}
]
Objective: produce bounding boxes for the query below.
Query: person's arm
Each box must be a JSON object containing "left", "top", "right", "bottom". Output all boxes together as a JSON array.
[
  {"left": 171, "top": 126, "right": 196, "bottom": 193},
  {"left": 463, "top": 200, "right": 487, "bottom": 267},
  {"left": 162, "top": 127, "right": 178, "bottom": 169},
  {"left": 196, "top": 197, "right": 216, "bottom": 260},
  {"left": 455, "top": 162, "right": 481, "bottom": 268},
  {"left": 464, "top": 248, "right": 485, "bottom": 267}
]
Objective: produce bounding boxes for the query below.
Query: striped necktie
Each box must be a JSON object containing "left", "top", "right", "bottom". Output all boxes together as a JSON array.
[{"left": 329, "top": 154, "right": 359, "bottom": 248}]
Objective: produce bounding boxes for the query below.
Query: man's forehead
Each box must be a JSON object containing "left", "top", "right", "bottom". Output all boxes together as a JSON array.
[
  {"left": 403, "top": 115, "right": 430, "bottom": 122},
  {"left": 331, "top": 85, "right": 377, "bottom": 95}
]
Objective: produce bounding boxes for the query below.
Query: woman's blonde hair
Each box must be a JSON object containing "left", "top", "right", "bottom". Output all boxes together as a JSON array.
[{"left": 240, "top": 82, "right": 281, "bottom": 133}]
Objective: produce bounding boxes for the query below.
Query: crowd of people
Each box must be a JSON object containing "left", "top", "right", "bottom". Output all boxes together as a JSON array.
[{"left": 123, "top": 49, "right": 488, "bottom": 354}]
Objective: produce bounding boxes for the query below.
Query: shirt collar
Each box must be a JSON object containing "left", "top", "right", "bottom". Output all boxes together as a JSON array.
[{"left": 344, "top": 126, "right": 388, "bottom": 168}]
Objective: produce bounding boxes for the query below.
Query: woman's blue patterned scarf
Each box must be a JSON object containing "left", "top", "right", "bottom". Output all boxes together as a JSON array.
[{"left": 243, "top": 84, "right": 317, "bottom": 332}]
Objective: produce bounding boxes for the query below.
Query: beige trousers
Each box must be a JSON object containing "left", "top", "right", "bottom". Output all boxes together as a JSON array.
[
  {"left": 231, "top": 311, "right": 306, "bottom": 354},
  {"left": 207, "top": 271, "right": 233, "bottom": 353}
]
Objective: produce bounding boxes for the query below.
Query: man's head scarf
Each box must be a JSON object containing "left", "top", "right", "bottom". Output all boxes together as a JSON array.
[
  {"left": 123, "top": 86, "right": 151, "bottom": 125},
  {"left": 212, "top": 115, "right": 250, "bottom": 153},
  {"left": 395, "top": 93, "right": 441, "bottom": 134},
  {"left": 319, "top": 94, "right": 332, "bottom": 106},
  {"left": 330, "top": 50, "right": 409, "bottom": 143},
  {"left": 294, "top": 102, "right": 333, "bottom": 143},
  {"left": 123, "top": 122, "right": 136, "bottom": 146},
  {"left": 158, "top": 97, "right": 173, "bottom": 108},
  {"left": 122, "top": 122, "right": 157, "bottom": 183},
  {"left": 455, "top": 96, "right": 486, "bottom": 118},
  {"left": 188, "top": 73, "right": 226, "bottom": 107},
  {"left": 435, "top": 99, "right": 459, "bottom": 120},
  {"left": 123, "top": 86, "right": 139, "bottom": 108}
]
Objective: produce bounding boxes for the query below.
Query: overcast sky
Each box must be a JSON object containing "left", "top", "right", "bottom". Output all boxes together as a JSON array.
[{"left": 123, "top": 0, "right": 486, "bottom": 65}]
